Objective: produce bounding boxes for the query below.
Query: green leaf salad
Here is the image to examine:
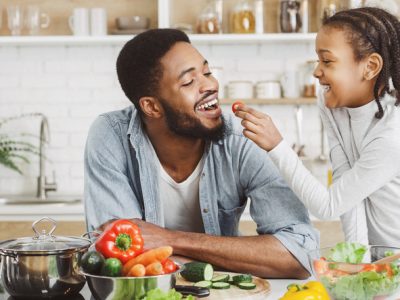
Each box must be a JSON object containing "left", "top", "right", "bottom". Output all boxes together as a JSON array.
[{"left": 318, "top": 243, "right": 400, "bottom": 300}]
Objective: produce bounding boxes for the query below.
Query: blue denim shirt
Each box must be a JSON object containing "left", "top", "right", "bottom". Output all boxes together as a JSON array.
[{"left": 84, "top": 106, "right": 319, "bottom": 273}]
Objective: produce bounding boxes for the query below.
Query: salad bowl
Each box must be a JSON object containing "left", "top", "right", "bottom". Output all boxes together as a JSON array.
[{"left": 310, "top": 243, "right": 400, "bottom": 300}]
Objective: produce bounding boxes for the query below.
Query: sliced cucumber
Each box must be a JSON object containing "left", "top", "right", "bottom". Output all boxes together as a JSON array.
[
  {"left": 194, "top": 280, "right": 212, "bottom": 288},
  {"left": 211, "top": 282, "right": 231, "bottom": 289},
  {"left": 211, "top": 274, "right": 230, "bottom": 283},
  {"left": 237, "top": 282, "right": 256, "bottom": 290},
  {"left": 232, "top": 274, "right": 253, "bottom": 284},
  {"left": 180, "top": 262, "right": 214, "bottom": 282}
]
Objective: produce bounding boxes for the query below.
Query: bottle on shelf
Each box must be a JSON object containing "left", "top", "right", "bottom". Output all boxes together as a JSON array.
[
  {"left": 254, "top": 0, "right": 264, "bottom": 34},
  {"left": 196, "top": 1, "right": 221, "bottom": 34},
  {"left": 231, "top": 0, "right": 255, "bottom": 34},
  {"left": 278, "top": 0, "right": 302, "bottom": 33}
]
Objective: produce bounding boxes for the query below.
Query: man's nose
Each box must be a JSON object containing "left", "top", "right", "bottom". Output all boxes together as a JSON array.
[{"left": 199, "top": 74, "right": 218, "bottom": 93}]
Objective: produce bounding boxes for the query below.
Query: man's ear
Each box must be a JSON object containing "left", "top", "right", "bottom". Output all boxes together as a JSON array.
[
  {"left": 139, "top": 97, "right": 162, "bottom": 118},
  {"left": 364, "top": 52, "right": 383, "bottom": 81}
]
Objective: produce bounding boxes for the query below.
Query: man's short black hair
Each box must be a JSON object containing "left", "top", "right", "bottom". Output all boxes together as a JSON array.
[{"left": 116, "top": 29, "right": 190, "bottom": 115}]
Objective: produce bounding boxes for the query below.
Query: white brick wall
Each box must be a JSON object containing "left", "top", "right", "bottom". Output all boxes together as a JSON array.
[{"left": 0, "top": 42, "right": 330, "bottom": 197}]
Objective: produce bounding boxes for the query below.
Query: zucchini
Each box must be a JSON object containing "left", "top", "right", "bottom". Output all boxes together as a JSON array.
[
  {"left": 194, "top": 280, "right": 212, "bottom": 288},
  {"left": 232, "top": 274, "right": 253, "bottom": 284},
  {"left": 180, "top": 262, "right": 214, "bottom": 282},
  {"left": 211, "top": 282, "right": 231, "bottom": 289},
  {"left": 211, "top": 274, "right": 230, "bottom": 283},
  {"left": 237, "top": 282, "right": 256, "bottom": 290}
]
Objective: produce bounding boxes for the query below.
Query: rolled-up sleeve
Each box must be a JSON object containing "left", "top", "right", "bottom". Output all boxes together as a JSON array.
[{"left": 273, "top": 223, "right": 319, "bottom": 275}]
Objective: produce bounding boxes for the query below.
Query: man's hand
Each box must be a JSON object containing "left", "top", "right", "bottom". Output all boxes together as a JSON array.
[{"left": 132, "top": 218, "right": 174, "bottom": 249}]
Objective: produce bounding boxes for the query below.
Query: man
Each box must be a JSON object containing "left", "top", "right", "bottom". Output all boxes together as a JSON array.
[{"left": 84, "top": 29, "right": 319, "bottom": 279}]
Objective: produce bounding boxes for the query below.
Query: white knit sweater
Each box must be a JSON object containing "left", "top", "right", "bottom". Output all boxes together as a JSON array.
[{"left": 269, "top": 92, "right": 400, "bottom": 247}]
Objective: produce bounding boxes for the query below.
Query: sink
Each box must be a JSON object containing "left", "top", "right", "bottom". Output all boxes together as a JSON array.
[{"left": 0, "top": 195, "right": 81, "bottom": 205}]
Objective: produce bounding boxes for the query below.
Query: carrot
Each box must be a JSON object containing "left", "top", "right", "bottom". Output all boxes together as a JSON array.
[
  {"left": 145, "top": 261, "right": 164, "bottom": 276},
  {"left": 126, "top": 264, "right": 146, "bottom": 277},
  {"left": 313, "top": 258, "right": 329, "bottom": 274},
  {"left": 123, "top": 246, "right": 173, "bottom": 275},
  {"left": 362, "top": 264, "right": 378, "bottom": 272}
]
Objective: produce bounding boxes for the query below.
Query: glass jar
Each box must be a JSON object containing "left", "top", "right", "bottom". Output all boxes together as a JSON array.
[
  {"left": 196, "top": 2, "right": 221, "bottom": 34},
  {"left": 231, "top": 0, "right": 255, "bottom": 34},
  {"left": 301, "top": 60, "right": 318, "bottom": 97},
  {"left": 317, "top": 0, "right": 348, "bottom": 28},
  {"left": 279, "top": 0, "right": 302, "bottom": 33}
]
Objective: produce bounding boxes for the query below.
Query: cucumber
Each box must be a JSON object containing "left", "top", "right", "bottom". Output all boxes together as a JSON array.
[
  {"left": 237, "top": 282, "right": 256, "bottom": 290},
  {"left": 211, "top": 282, "right": 231, "bottom": 289},
  {"left": 194, "top": 280, "right": 212, "bottom": 288},
  {"left": 180, "top": 262, "right": 214, "bottom": 282},
  {"left": 232, "top": 274, "right": 253, "bottom": 284},
  {"left": 211, "top": 274, "right": 230, "bottom": 283}
]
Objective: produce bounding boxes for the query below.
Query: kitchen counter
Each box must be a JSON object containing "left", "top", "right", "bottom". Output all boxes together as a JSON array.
[{"left": 0, "top": 278, "right": 309, "bottom": 300}]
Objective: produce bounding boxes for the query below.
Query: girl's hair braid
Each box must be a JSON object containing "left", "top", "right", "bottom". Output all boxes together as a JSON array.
[{"left": 323, "top": 7, "right": 400, "bottom": 118}]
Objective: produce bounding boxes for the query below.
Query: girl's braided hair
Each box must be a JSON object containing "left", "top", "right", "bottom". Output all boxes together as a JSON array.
[{"left": 323, "top": 7, "right": 400, "bottom": 118}]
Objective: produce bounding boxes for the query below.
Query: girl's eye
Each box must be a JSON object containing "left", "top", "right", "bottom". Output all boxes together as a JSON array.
[
  {"left": 322, "top": 60, "right": 331, "bottom": 65},
  {"left": 182, "top": 80, "right": 194, "bottom": 87}
]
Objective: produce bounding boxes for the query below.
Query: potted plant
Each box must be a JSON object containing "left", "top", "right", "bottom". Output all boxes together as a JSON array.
[{"left": 0, "top": 113, "right": 41, "bottom": 174}]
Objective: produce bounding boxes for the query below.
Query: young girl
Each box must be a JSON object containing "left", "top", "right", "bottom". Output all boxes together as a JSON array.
[{"left": 234, "top": 7, "right": 400, "bottom": 247}]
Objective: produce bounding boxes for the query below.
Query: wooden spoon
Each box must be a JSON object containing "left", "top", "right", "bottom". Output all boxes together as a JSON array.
[{"left": 374, "top": 252, "right": 400, "bottom": 265}]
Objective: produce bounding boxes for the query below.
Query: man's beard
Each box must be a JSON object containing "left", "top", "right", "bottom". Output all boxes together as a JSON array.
[{"left": 160, "top": 98, "right": 226, "bottom": 142}]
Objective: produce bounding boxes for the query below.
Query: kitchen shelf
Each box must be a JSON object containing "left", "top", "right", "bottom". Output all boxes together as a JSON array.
[
  {"left": 0, "top": 33, "right": 316, "bottom": 46},
  {"left": 220, "top": 97, "right": 317, "bottom": 105}
]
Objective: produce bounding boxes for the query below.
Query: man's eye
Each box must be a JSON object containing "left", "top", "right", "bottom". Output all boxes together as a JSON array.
[
  {"left": 204, "top": 72, "right": 212, "bottom": 76},
  {"left": 182, "top": 80, "right": 194, "bottom": 87}
]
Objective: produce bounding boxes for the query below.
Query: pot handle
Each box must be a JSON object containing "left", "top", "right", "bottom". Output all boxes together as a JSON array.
[
  {"left": 174, "top": 285, "right": 210, "bottom": 298},
  {"left": 32, "top": 217, "right": 57, "bottom": 238},
  {"left": 82, "top": 231, "right": 101, "bottom": 241}
]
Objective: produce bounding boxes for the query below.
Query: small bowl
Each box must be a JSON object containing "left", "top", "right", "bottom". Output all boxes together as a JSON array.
[
  {"left": 309, "top": 245, "right": 400, "bottom": 300},
  {"left": 116, "top": 16, "right": 150, "bottom": 30}
]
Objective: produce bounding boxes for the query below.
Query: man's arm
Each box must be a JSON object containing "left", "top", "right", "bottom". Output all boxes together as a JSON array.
[{"left": 133, "top": 219, "right": 309, "bottom": 279}]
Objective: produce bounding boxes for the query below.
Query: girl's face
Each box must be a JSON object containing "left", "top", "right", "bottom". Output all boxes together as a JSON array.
[{"left": 314, "top": 27, "right": 375, "bottom": 108}]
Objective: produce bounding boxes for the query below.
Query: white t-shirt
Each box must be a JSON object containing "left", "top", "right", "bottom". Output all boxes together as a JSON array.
[{"left": 158, "top": 156, "right": 205, "bottom": 233}]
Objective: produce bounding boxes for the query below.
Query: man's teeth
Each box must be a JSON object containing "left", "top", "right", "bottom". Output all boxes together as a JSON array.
[{"left": 197, "top": 99, "right": 218, "bottom": 110}]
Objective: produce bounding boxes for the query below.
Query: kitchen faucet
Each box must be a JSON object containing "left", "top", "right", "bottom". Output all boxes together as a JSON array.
[{"left": 37, "top": 115, "right": 57, "bottom": 200}]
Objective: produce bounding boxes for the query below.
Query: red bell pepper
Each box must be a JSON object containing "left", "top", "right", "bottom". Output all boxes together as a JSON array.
[{"left": 95, "top": 219, "right": 144, "bottom": 264}]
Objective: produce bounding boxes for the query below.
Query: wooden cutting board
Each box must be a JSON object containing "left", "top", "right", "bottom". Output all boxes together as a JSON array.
[{"left": 176, "top": 272, "right": 271, "bottom": 299}]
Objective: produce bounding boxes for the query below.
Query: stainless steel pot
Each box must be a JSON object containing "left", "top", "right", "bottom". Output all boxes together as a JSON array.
[
  {"left": 83, "top": 264, "right": 210, "bottom": 300},
  {"left": 0, "top": 217, "right": 91, "bottom": 298}
]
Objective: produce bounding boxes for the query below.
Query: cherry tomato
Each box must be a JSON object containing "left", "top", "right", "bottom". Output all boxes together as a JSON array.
[
  {"left": 232, "top": 100, "right": 244, "bottom": 113},
  {"left": 162, "top": 258, "right": 177, "bottom": 274}
]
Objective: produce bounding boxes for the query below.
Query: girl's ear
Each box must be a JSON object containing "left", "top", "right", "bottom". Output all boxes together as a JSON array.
[
  {"left": 364, "top": 53, "right": 383, "bottom": 81},
  {"left": 139, "top": 97, "right": 163, "bottom": 118}
]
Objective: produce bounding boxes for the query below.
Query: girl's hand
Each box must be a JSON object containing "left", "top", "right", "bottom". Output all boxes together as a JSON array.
[{"left": 234, "top": 104, "right": 283, "bottom": 151}]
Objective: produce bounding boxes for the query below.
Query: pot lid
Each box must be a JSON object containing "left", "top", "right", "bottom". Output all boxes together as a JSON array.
[{"left": 0, "top": 217, "right": 91, "bottom": 255}]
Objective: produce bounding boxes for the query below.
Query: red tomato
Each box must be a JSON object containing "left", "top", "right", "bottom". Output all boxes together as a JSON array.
[
  {"left": 162, "top": 258, "right": 177, "bottom": 274},
  {"left": 232, "top": 100, "right": 244, "bottom": 113}
]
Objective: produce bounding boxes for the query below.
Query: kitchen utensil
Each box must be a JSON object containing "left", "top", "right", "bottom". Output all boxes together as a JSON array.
[
  {"left": 293, "top": 105, "right": 305, "bottom": 156},
  {"left": 115, "top": 16, "right": 149, "bottom": 30},
  {"left": 0, "top": 217, "right": 91, "bottom": 298},
  {"left": 177, "top": 271, "right": 271, "bottom": 299},
  {"left": 69, "top": 8, "right": 90, "bottom": 36},
  {"left": 310, "top": 245, "right": 400, "bottom": 299},
  {"left": 25, "top": 5, "right": 50, "bottom": 35},
  {"left": 317, "top": 117, "right": 328, "bottom": 162},
  {"left": 82, "top": 264, "right": 210, "bottom": 300}
]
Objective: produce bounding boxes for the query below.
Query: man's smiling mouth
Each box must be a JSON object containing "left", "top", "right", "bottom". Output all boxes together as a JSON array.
[{"left": 196, "top": 99, "right": 219, "bottom": 111}]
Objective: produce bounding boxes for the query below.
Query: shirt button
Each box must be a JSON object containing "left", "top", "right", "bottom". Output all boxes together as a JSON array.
[
  {"left": 202, "top": 173, "right": 205, "bottom": 177},
  {"left": 203, "top": 208, "right": 209, "bottom": 213}
]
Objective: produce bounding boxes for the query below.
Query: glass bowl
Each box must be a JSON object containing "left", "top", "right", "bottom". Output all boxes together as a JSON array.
[{"left": 309, "top": 245, "right": 400, "bottom": 300}]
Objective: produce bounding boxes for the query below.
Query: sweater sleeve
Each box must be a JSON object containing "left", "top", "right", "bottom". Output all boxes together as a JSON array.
[
  {"left": 318, "top": 99, "right": 369, "bottom": 244},
  {"left": 268, "top": 134, "right": 400, "bottom": 221}
]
